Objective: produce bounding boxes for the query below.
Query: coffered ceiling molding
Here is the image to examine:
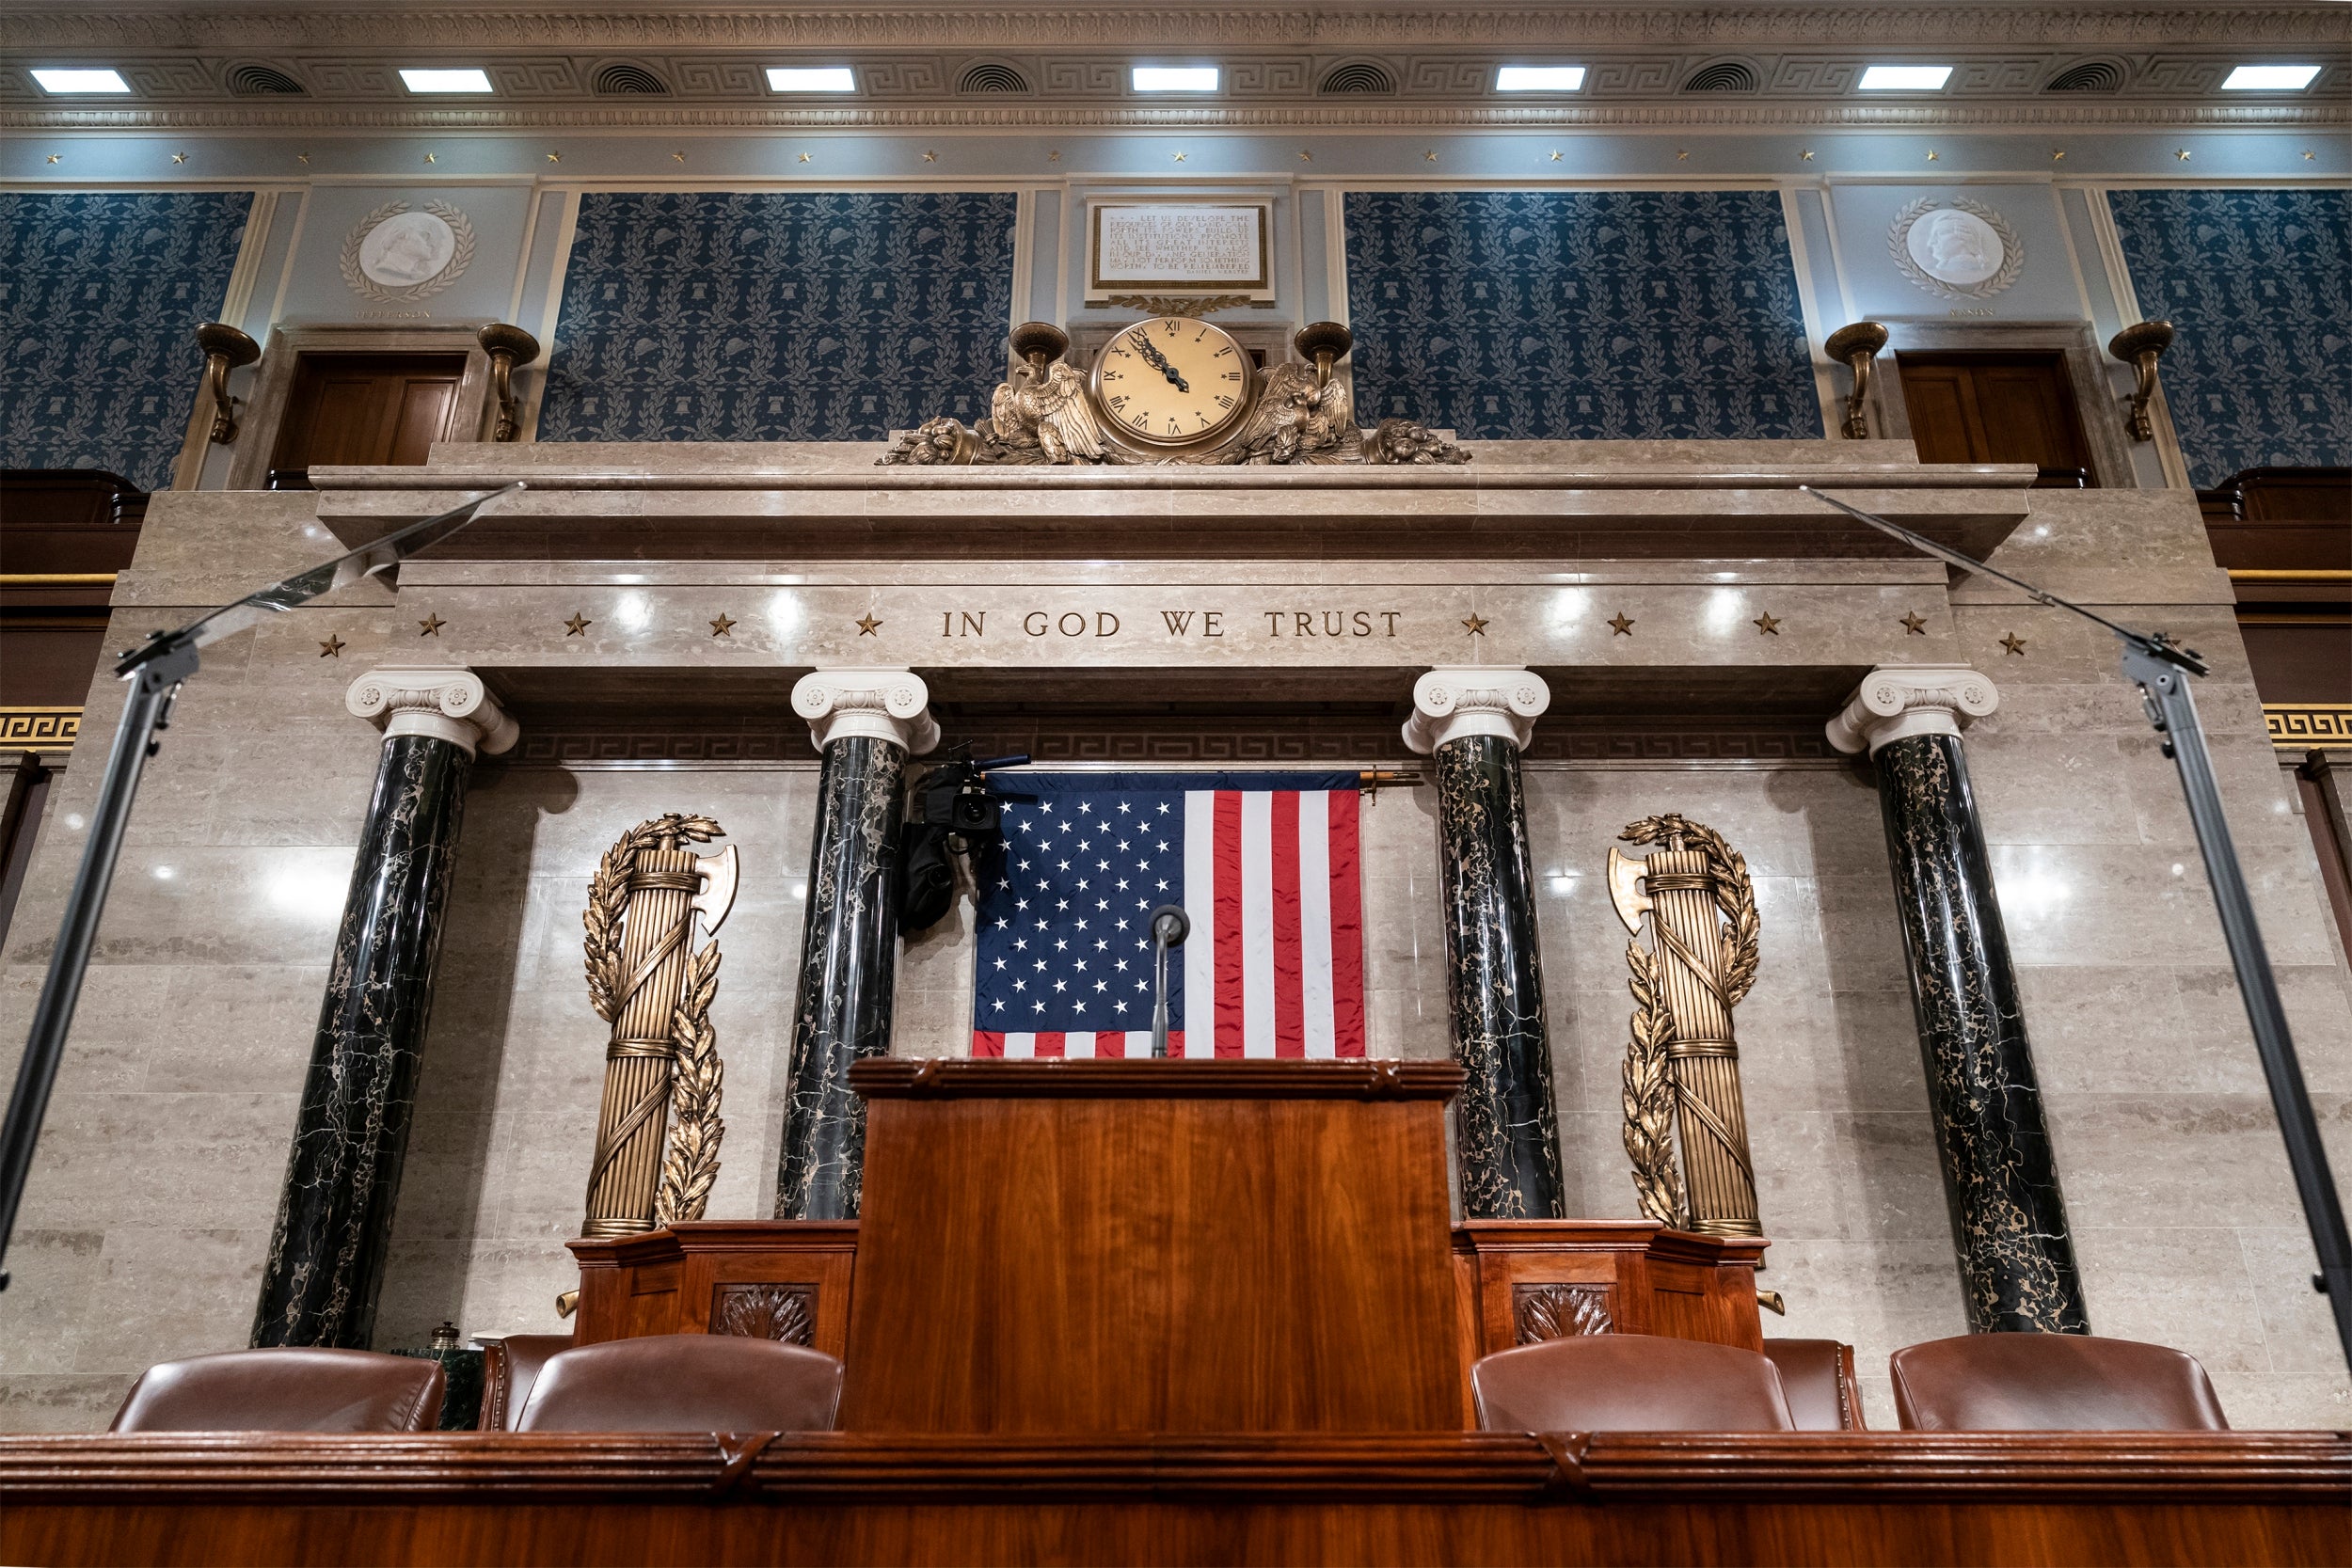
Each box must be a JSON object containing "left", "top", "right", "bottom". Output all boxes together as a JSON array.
[{"left": 2, "top": 3, "right": 2346, "bottom": 54}]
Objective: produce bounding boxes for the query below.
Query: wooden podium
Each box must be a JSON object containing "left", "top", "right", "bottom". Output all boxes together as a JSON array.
[
  {"left": 838, "top": 1058, "right": 1468, "bottom": 1433},
  {"left": 567, "top": 1059, "right": 1772, "bottom": 1434}
]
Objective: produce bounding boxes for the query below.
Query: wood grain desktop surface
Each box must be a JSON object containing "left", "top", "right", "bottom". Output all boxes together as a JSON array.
[{"left": 0, "top": 1430, "right": 2343, "bottom": 1567}]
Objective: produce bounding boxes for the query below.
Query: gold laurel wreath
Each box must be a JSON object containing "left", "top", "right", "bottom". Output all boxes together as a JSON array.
[
  {"left": 583, "top": 814, "right": 726, "bottom": 1225},
  {"left": 1615, "top": 812, "right": 1759, "bottom": 1227},
  {"left": 1621, "top": 939, "right": 1691, "bottom": 1228}
]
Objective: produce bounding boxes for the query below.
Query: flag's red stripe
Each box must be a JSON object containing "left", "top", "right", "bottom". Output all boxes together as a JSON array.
[
  {"left": 1037, "top": 1030, "right": 1065, "bottom": 1059},
  {"left": 1094, "top": 1031, "right": 1123, "bottom": 1060},
  {"left": 1327, "top": 787, "right": 1367, "bottom": 1058},
  {"left": 1214, "top": 790, "right": 1246, "bottom": 1059},
  {"left": 972, "top": 1030, "right": 1006, "bottom": 1058},
  {"left": 1270, "top": 791, "right": 1305, "bottom": 1059}
]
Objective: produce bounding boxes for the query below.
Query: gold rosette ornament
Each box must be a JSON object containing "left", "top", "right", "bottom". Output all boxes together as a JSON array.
[
  {"left": 580, "top": 815, "right": 739, "bottom": 1237},
  {"left": 1610, "top": 814, "right": 1763, "bottom": 1239}
]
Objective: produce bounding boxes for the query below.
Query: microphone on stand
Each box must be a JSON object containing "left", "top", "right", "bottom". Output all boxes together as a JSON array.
[{"left": 1148, "top": 904, "right": 1189, "bottom": 1060}]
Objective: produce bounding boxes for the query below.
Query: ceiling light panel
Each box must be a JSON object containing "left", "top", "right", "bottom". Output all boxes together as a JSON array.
[
  {"left": 1857, "top": 65, "right": 1954, "bottom": 90},
  {"left": 399, "top": 68, "right": 494, "bottom": 93},
  {"left": 31, "top": 68, "right": 131, "bottom": 94},
  {"left": 2222, "top": 65, "right": 2322, "bottom": 90},
  {"left": 1132, "top": 66, "right": 1218, "bottom": 92},
  {"left": 1496, "top": 66, "right": 1587, "bottom": 92},
  {"left": 766, "top": 67, "right": 857, "bottom": 92}
]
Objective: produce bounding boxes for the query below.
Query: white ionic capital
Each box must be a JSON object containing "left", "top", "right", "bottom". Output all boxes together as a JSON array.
[
  {"left": 1402, "top": 667, "right": 1551, "bottom": 754},
  {"left": 1826, "top": 665, "right": 2000, "bottom": 755},
  {"left": 792, "top": 667, "right": 940, "bottom": 754},
  {"left": 345, "top": 667, "right": 518, "bottom": 759}
]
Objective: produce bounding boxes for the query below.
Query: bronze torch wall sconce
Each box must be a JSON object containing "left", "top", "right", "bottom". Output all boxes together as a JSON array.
[
  {"left": 2107, "top": 320, "right": 2174, "bottom": 442},
  {"left": 1823, "top": 321, "right": 1889, "bottom": 441},
  {"left": 194, "top": 323, "right": 261, "bottom": 445},
  {"left": 1295, "top": 321, "right": 1353, "bottom": 389},
  {"left": 476, "top": 323, "right": 543, "bottom": 443}
]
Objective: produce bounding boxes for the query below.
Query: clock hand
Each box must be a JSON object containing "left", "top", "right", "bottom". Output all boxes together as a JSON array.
[{"left": 1127, "top": 329, "right": 1190, "bottom": 393}]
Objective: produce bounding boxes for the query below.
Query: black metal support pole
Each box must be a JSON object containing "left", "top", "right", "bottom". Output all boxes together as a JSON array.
[
  {"left": 2124, "top": 644, "right": 2352, "bottom": 1370},
  {"left": 0, "top": 643, "right": 197, "bottom": 1289}
]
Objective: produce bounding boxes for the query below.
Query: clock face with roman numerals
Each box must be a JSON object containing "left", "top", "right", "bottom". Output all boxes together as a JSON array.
[{"left": 1089, "top": 316, "right": 1254, "bottom": 448}]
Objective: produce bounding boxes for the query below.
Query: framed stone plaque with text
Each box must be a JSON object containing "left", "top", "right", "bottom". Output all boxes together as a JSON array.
[{"left": 1086, "top": 199, "right": 1273, "bottom": 300}]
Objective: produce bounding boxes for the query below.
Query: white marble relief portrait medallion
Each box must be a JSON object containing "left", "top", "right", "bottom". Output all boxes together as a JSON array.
[
  {"left": 1888, "top": 197, "right": 2023, "bottom": 300},
  {"left": 341, "top": 199, "right": 475, "bottom": 304}
]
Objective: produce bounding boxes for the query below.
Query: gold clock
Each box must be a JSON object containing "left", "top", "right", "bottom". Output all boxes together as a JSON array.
[{"left": 1090, "top": 316, "right": 1256, "bottom": 450}]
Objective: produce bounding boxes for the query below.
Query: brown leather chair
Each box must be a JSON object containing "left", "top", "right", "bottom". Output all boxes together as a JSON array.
[
  {"left": 477, "top": 1334, "right": 575, "bottom": 1431},
  {"left": 109, "top": 1348, "right": 445, "bottom": 1433},
  {"left": 514, "top": 1334, "right": 844, "bottom": 1433},
  {"left": 1761, "top": 1338, "right": 1867, "bottom": 1432},
  {"left": 1470, "top": 1334, "right": 1797, "bottom": 1433},
  {"left": 1890, "top": 1333, "right": 2231, "bottom": 1431}
]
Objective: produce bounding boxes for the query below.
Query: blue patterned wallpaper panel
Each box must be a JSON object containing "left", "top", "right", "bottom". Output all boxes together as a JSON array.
[
  {"left": 2106, "top": 188, "right": 2352, "bottom": 488},
  {"left": 1343, "top": 190, "right": 1820, "bottom": 440},
  {"left": 0, "top": 191, "right": 251, "bottom": 491},
  {"left": 538, "top": 190, "right": 1019, "bottom": 442}
]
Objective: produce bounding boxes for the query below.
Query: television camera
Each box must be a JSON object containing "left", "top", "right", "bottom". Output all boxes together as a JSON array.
[{"left": 898, "top": 747, "right": 1031, "bottom": 933}]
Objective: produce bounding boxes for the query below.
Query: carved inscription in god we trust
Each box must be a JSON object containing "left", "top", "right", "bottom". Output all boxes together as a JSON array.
[{"left": 936, "top": 609, "right": 1408, "bottom": 640}]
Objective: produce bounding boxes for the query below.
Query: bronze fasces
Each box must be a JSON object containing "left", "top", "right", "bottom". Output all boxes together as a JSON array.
[
  {"left": 2106, "top": 320, "right": 2175, "bottom": 442},
  {"left": 475, "top": 323, "right": 542, "bottom": 443},
  {"left": 193, "top": 323, "right": 261, "bottom": 444},
  {"left": 580, "top": 815, "right": 739, "bottom": 1239},
  {"left": 1610, "top": 814, "right": 1764, "bottom": 1241},
  {"left": 1822, "top": 321, "right": 1889, "bottom": 441}
]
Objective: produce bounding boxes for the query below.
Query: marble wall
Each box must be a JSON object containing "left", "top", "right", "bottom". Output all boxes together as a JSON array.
[{"left": 0, "top": 458, "right": 2345, "bottom": 1434}]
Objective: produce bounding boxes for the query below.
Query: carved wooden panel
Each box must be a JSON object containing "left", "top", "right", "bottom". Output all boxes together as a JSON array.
[
  {"left": 1513, "top": 1283, "right": 1614, "bottom": 1344},
  {"left": 709, "top": 1281, "right": 818, "bottom": 1345}
]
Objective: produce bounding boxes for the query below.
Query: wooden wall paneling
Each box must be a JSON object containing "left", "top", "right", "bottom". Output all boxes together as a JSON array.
[{"left": 839, "top": 1060, "right": 1468, "bottom": 1434}]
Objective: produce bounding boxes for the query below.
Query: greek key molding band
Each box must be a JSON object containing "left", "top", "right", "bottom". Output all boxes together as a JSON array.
[
  {"left": 1828, "top": 665, "right": 2090, "bottom": 1334},
  {"left": 1405, "top": 668, "right": 1565, "bottom": 1220},
  {"left": 774, "top": 669, "right": 939, "bottom": 1221},
  {"left": 251, "top": 667, "right": 516, "bottom": 1348}
]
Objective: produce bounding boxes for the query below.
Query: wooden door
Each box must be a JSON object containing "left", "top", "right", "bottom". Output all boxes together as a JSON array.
[
  {"left": 1898, "top": 353, "right": 2096, "bottom": 487},
  {"left": 266, "top": 353, "right": 469, "bottom": 488}
]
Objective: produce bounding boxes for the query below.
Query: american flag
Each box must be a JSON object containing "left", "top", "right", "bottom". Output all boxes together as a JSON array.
[{"left": 970, "top": 772, "right": 1366, "bottom": 1059}]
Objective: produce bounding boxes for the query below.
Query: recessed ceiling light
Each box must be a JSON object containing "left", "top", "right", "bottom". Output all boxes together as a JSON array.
[
  {"left": 1858, "top": 65, "right": 1954, "bottom": 91},
  {"left": 31, "top": 68, "right": 131, "bottom": 94},
  {"left": 765, "top": 67, "right": 856, "bottom": 92},
  {"left": 399, "top": 68, "right": 493, "bottom": 93},
  {"left": 2222, "top": 64, "right": 2322, "bottom": 91},
  {"left": 1133, "top": 66, "right": 1218, "bottom": 92},
  {"left": 1496, "top": 66, "right": 1586, "bottom": 92}
]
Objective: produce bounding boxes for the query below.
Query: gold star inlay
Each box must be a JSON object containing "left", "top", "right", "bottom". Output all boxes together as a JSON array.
[
  {"left": 318, "top": 635, "right": 345, "bottom": 658},
  {"left": 1173, "top": 150, "right": 1187, "bottom": 162},
  {"left": 1049, "top": 150, "right": 1060, "bottom": 162},
  {"left": 2000, "top": 632, "right": 2028, "bottom": 657},
  {"left": 798, "top": 151, "right": 812, "bottom": 164},
  {"left": 854, "top": 612, "right": 882, "bottom": 637},
  {"left": 564, "top": 612, "right": 590, "bottom": 637},
  {"left": 709, "top": 614, "right": 736, "bottom": 639},
  {"left": 2176, "top": 148, "right": 2192, "bottom": 161},
  {"left": 423, "top": 152, "right": 437, "bottom": 164},
  {"left": 673, "top": 150, "right": 687, "bottom": 163},
  {"left": 1423, "top": 150, "right": 1438, "bottom": 162},
  {"left": 1926, "top": 150, "right": 1940, "bottom": 162},
  {"left": 1900, "top": 611, "right": 1929, "bottom": 636},
  {"left": 2052, "top": 150, "right": 2066, "bottom": 161},
  {"left": 171, "top": 152, "right": 187, "bottom": 165},
  {"left": 547, "top": 151, "right": 561, "bottom": 163},
  {"left": 1608, "top": 612, "right": 1635, "bottom": 637},
  {"left": 1299, "top": 150, "right": 1312, "bottom": 162},
  {"left": 923, "top": 150, "right": 938, "bottom": 162},
  {"left": 2305, "top": 150, "right": 2317, "bottom": 161},
  {"left": 297, "top": 153, "right": 310, "bottom": 165},
  {"left": 418, "top": 614, "right": 445, "bottom": 638},
  {"left": 1677, "top": 150, "right": 1690, "bottom": 162},
  {"left": 1801, "top": 150, "right": 1815, "bottom": 161},
  {"left": 1549, "top": 150, "right": 1563, "bottom": 162},
  {"left": 1461, "top": 613, "right": 1489, "bottom": 637},
  {"left": 1753, "top": 612, "right": 1781, "bottom": 636},
  {"left": 46, "top": 154, "right": 59, "bottom": 164}
]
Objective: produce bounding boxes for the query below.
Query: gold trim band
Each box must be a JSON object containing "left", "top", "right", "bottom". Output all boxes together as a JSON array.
[
  {"left": 0, "top": 708, "right": 81, "bottom": 753},
  {"left": 2266, "top": 704, "right": 2352, "bottom": 752},
  {"left": 2230, "top": 569, "right": 2352, "bottom": 584},
  {"left": 0, "top": 574, "right": 117, "bottom": 586}
]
